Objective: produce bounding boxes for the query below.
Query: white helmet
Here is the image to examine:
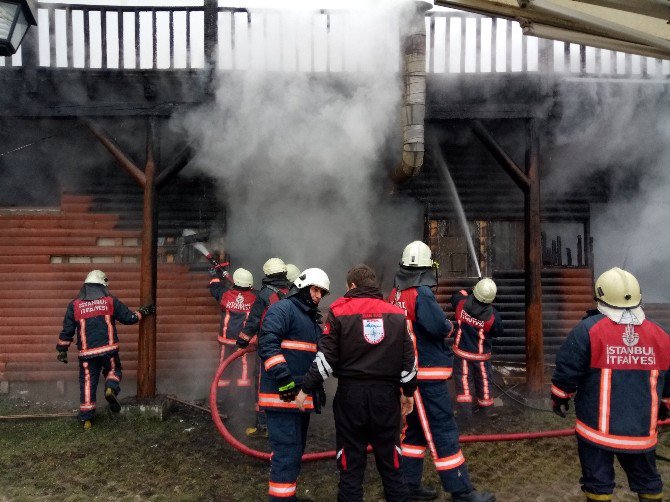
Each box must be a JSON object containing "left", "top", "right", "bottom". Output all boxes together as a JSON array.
[
  {"left": 85, "top": 269, "right": 108, "bottom": 286},
  {"left": 294, "top": 268, "right": 330, "bottom": 294},
  {"left": 233, "top": 268, "right": 254, "bottom": 288},
  {"left": 286, "top": 264, "right": 301, "bottom": 283},
  {"left": 400, "top": 241, "right": 433, "bottom": 268},
  {"left": 473, "top": 278, "right": 497, "bottom": 304},
  {"left": 263, "top": 257, "right": 287, "bottom": 276},
  {"left": 595, "top": 267, "right": 641, "bottom": 309}
]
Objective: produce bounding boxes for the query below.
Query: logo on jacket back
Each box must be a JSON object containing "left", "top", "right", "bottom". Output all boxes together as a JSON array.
[
  {"left": 363, "top": 318, "right": 385, "bottom": 345},
  {"left": 225, "top": 293, "right": 252, "bottom": 312},
  {"left": 622, "top": 324, "right": 639, "bottom": 347},
  {"left": 460, "top": 309, "right": 485, "bottom": 329}
]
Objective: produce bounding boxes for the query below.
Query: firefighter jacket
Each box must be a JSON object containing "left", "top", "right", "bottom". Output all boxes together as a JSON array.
[
  {"left": 301, "top": 286, "right": 417, "bottom": 396},
  {"left": 389, "top": 285, "right": 454, "bottom": 381},
  {"left": 239, "top": 275, "right": 292, "bottom": 341},
  {"left": 57, "top": 284, "right": 142, "bottom": 359},
  {"left": 552, "top": 309, "right": 670, "bottom": 453},
  {"left": 258, "top": 294, "right": 322, "bottom": 412},
  {"left": 450, "top": 289, "right": 504, "bottom": 361},
  {"left": 209, "top": 278, "right": 258, "bottom": 345}
]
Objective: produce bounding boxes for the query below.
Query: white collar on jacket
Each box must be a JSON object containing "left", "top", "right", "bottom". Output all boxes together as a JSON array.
[{"left": 597, "top": 303, "right": 645, "bottom": 325}]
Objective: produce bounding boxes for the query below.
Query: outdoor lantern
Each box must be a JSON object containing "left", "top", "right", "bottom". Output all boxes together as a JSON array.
[{"left": 0, "top": 0, "right": 36, "bottom": 57}]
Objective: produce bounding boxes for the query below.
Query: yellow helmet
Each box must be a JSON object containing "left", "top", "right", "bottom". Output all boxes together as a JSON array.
[
  {"left": 85, "top": 270, "right": 108, "bottom": 286},
  {"left": 594, "top": 267, "right": 641, "bottom": 309},
  {"left": 473, "top": 278, "right": 496, "bottom": 304},
  {"left": 285, "top": 264, "right": 301, "bottom": 283},
  {"left": 262, "top": 257, "right": 287, "bottom": 276},
  {"left": 232, "top": 268, "right": 254, "bottom": 288}
]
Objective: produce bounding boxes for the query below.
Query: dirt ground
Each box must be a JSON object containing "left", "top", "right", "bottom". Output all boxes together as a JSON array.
[{"left": 2, "top": 383, "right": 670, "bottom": 502}]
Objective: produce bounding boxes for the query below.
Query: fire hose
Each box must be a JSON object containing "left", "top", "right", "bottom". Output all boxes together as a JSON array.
[{"left": 210, "top": 348, "right": 670, "bottom": 461}]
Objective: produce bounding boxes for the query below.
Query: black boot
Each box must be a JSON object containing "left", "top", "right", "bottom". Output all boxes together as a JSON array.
[
  {"left": 409, "top": 484, "right": 438, "bottom": 501},
  {"left": 105, "top": 387, "right": 121, "bottom": 413},
  {"left": 451, "top": 490, "right": 496, "bottom": 502}
]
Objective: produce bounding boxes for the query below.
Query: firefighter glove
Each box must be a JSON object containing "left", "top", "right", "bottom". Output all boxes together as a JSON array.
[
  {"left": 552, "top": 394, "right": 570, "bottom": 418},
  {"left": 138, "top": 304, "right": 156, "bottom": 316},
  {"left": 659, "top": 404, "right": 670, "bottom": 422},
  {"left": 318, "top": 386, "right": 327, "bottom": 407},
  {"left": 278, "top": 379, "right": 297, "bottom": 402},
  {"left": 236, "top": 334, "right": 251, "bottom": 349},
  {"left": 57, "top": 351, "right": 68, "bottom": 364}
]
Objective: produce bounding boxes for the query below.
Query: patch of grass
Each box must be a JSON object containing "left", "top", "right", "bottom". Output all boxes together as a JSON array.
[{"left": 1, "top": 398, "right": 670, "bottom": 501}]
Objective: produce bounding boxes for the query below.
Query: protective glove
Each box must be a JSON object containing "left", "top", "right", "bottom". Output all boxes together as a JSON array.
[
  {"left": 551, "top": 394, "right": 570, "bottom": 418},
  {"left": 57, "top": 351, "right": 68, "bottom": 364},
  {"left": 659, "top": 405, "right": 670, "bottom": 422},
  {"left": 236, "top": 333, "right": 251, "bottom": 349},
  {"left": 208, "top": 267, "right": 218, "bottom": 277},
  {"left": 138, "top": 304, "right": 156, "bottom": 316},
  {"left": 277, "top": 379, "right": 297, "bottom": 402},
  {"left": 318, "top": 386, "right": 327, "bottom": 408}
]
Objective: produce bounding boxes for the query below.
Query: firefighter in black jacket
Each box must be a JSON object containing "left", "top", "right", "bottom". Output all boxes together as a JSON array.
[
  {"left": 552, "top": 267, "right": 670, "bottom": 502},
  {"left": 237, "top": 257, "right": 293, "bottom": 437},
  {"left": 56, "top": 270, "right": 155, "bottom": 429},
  {"left": 450, "top": 278, "right": 504, "bottom": 418},
  {"left": 389, "top": 241, "right": 495, "bottom": 502},
  {"left": 297, "top": 264, "right": 417, "bottom": 502}
]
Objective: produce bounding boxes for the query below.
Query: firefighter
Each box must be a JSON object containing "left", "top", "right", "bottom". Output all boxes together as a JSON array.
[
  {"left": 389, "top": 241, "right": 495, "bottom": 502},
  {"left": 450, "top": 278, "right": 504, "bottom": 419},
  {"left": 237, "top": 257, "right": 293, "bottom": 438},
  {"left": 209, "top": 267, "right": 258, "bottom": 388},
  {"left": 551, "top": 267, "right": 670, "bottom": 502},
  {"left": 296, "top": 264, "right": 417, "bottom": 502},
  {"left": 55, "top": 270, "right": 155, "bottom": 429},
  {"left": 258, "top": 268, "right": 330, "bottom": 502}
]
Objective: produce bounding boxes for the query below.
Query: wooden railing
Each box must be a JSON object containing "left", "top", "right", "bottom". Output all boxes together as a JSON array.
[{"left": 1, "top": 3, "right": 668, "bottom": 78}]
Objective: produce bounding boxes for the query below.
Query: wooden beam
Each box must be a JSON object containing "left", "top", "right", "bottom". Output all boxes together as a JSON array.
[
  {"left": 81, "top": 118, "right": 146, "bottom": 187},
  {"left": 524, "top": 118, "right": 544, "bottom": 394},
  {"left": 155, "top": 145, "right": 193, "bottom": 190},
  {"left": 471, "top": 120, "right": 530, "bottom": 192},
  {"left": 137, "top": 118, "right": 159, "bottom": 398}
]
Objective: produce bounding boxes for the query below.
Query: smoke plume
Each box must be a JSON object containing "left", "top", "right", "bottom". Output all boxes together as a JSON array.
[{"left": 175, "top": 0, "right": 421, "bottom": 297}]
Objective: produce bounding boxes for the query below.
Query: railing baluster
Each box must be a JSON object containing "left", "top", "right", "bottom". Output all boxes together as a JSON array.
[
  {"left": 625, "top": 52, "right": 632, "bottom": 75},
  {"left": 101, "top": 10, "right": 107, "bottom": 69},
  {"left": 579, "top": 44, "right": 586, "bottom": 74},
  {"left": 48, "top": 6, "right": 56, "bottom": 67},
  {"left": 169, "top": 11, "right": 174, "bottom": 69},
  {"left": 475, "top": 17, "right": 481, "bottom": 72},
  {"left": 134, "top": 9, "right": 140, "bottom": 68},
  {"left": 520, "top": 21, "right": 527, "bottom": 72},
  {"left": 152, "top": 9, "right": 157, "bottom": 69},
  {"left": 186, "top": 9, "right": 191, "bottom": 69},
  {"left": 563, "top": 41, "right": 569, "bottom": 73},
  {"left": 326, "top": 12, "right": 330, "bottom": 73},
  {"left": 444, "top": 15, "right": 450, "bottom": 72},
  {"left": 595, "top": 47, "right": 602, "bottom": 74},
  {"left": 459, "top": 17, "right": 465, "bottom": 73},
  {"left": 429, "top": 16, "right": 435, "bottom": 73},
  {"left": 118, "top": 9, "right": 123, "bottom": 69},
  {"left": 66, "top": 7, "right": 73, "bottom": 67},
  {"left": 83, "top": 8, "right": 90, "bottom": 69},
  {"left": 641, "top": 55, "right": 648, "bottom": 77},
  {"left": 506, "top": 20, "right": 512, "bottom": 72},
  {"left": 491, "top": 17, "right": 497, "bottom": 72}
]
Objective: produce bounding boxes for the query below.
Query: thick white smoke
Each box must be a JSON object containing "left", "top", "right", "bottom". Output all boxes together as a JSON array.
[
  {"left": 176, "top": 0, "right": 422, "bottom": 297},
  {"left": 545, "top": 81, "right": 670, "bottom": 302}
]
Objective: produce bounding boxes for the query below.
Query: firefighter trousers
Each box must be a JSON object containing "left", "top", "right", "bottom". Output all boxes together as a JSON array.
[
  {"left": 577, "top": 438, "right": 663, "bottom": 497},
  {"left": 402, "top": 381, "right": 473, "bottom": 495},
  {"left": 78, "top": 353, "right": 122, "bottom": 421},
  {"left": 453, "top": 357, "right": 494, "bottom": 408},
  {"left": 266, "top": 410, "right": 310, "bottom": 501},
  {"left": 333, "top": 380, "right": 410, "bottom": 502}
]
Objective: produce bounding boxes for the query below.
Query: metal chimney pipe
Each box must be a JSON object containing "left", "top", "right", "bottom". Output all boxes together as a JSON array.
[{"left": 391, "top": 0, "right": 433, "bottom": 184}]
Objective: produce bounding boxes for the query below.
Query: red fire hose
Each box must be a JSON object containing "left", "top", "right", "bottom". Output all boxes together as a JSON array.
[{"left": 210, "top": 348, "right": 670, "bottom": 460}]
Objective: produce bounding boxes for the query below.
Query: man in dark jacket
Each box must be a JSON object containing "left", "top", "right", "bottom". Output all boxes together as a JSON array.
[
  {"left": 258, "top": 267, "right": 329, "bottom": 502},
  {"left": 56, "top": 270, "right": 155, "bottom": 429},
  {"left": 237, "top": 257, "right": 293, "bottom": 437},
  {"left": 450, "top": 278, "right": 504, "bottom": 418},
  {"left": 389, "top": 241, "right": 495, "bottom": 502},
  {"left": 296, "top": 264, "right": 417, "bottom": 502},
  {"left": 552, "top": 267, "right": 670, "bottom": 502},
  {"left": 209, "top": 267, "right": 258, "bottom": 387}
]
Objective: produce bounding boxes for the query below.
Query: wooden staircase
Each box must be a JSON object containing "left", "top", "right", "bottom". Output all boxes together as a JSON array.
[{"left": 0, "top": 194, "right": 220, "bottom": 393}]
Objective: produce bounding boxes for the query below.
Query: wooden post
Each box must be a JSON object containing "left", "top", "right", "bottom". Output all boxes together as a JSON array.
[
  {"left": 204, "top": 0, "right": 218, "bottom": 70},
  {"left": 137, "top": 119, "right": 158, "bottom": 398},
  {"left": 524, "top": 118, "right": 544, "bottom": 394}
]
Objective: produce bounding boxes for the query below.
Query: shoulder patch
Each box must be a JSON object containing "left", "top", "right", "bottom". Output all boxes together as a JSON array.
[{"left": 362, "top": 317, "right": 385, "bottom": 345}]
